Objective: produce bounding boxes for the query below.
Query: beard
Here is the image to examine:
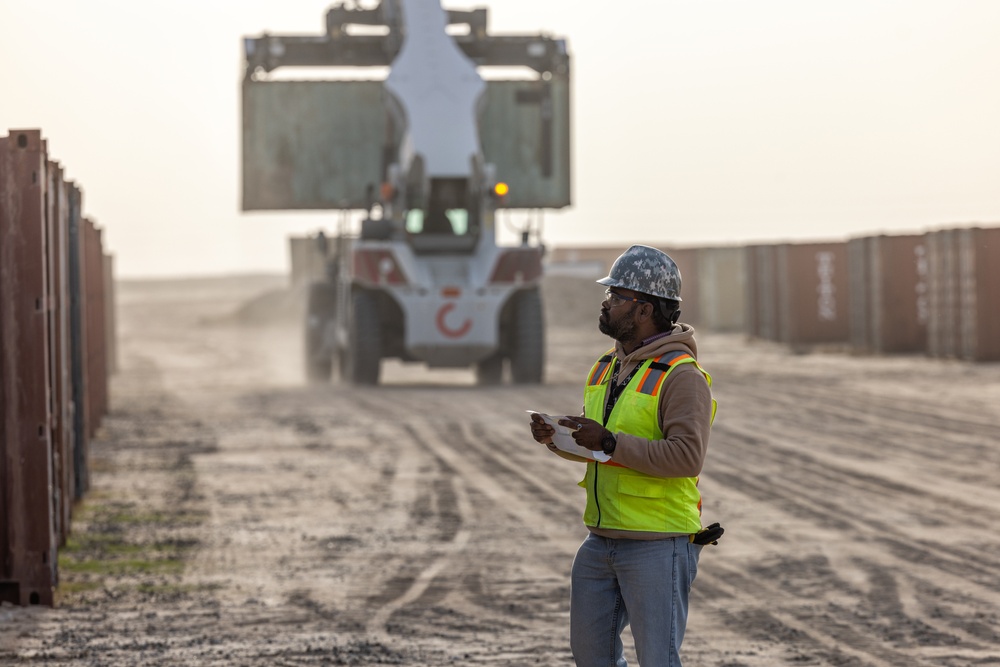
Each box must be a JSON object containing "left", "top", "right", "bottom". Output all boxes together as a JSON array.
[{"left": 598, "top": 305, "right": 638, "bottom": 341}]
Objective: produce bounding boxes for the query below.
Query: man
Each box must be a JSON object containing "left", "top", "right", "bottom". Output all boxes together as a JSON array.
[{"left": 529, "top": 244, "right": 717, "bottom": 667}]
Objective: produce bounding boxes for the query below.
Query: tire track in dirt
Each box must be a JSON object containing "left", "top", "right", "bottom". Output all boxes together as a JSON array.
[
  {"left": 365, "top": 476, "right": 473, "bottom": 637},
  {"left": 698, "top": 351, "right": 1000, "bottom": 666}
]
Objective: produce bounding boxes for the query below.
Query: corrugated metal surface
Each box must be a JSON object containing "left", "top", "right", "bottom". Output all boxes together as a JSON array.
[
  {"left": 849, "top": 234, "right": 929, "bottom": 354},
  {"left": 870, "top": 234, "right": 928, "bottom": 354},
  {"left": 479, "top": 79, "right": 571, "bottom": 208},
  {"left": 68, "top": 183, "right": 91, "bottom": 498},
  {"left": 745, "top": 245, "right": 780, "bottom": 340},
  {"left": 958, "top": 227, "right": 1000, "bottom": 361},
  {"left": 696, "top": 246, "right": 745, "bottom": 333},
  {"left": 243, "top": 79, "right": 571, "bottom": 210},
  {"left": 45, "top": 160, "right": 74, "bottom": 547},
  {"left": 925, "top": 229, "right": 962, "bottom": 358},
  {"left": 84, "top": 221, "right": 108, "bottom": 437},
  {"left": 847, "top": 237, "right": 873, "bottom": 350},
  {"left": 0, "top": 130, "right": 57, "bottom": 606},
  {"left": 776, "top": 242, "right": 851, "bottom": 346}
]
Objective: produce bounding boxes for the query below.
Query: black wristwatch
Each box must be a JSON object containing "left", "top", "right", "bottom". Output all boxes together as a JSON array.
[{"left": 601, "top": 430, "right": 617, "bottom": 456}]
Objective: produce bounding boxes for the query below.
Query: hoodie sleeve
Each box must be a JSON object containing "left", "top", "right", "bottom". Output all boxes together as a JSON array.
[{"left": 609, "top": 363, "right": 712, "bottom": 477}]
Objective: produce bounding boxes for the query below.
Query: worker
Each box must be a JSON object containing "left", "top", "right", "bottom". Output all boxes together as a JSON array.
[{"left": 528, "top": 244, "right": 717, "bottom": 667}]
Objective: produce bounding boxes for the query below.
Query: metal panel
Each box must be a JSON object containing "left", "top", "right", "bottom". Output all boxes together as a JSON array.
[
  {"left": 45, "top": 161, "right": 74, "bottom": 547},
  {"left": 847, "top": 237, "right": 872, "bottom": 351},
  {"left": 67, "top": 183, "right": 90, "bottom": 499},
  {"left": 242, "top": 78, "right": 571, "bottom": 210},
  {"left": 848, "top": 234, "right": 929, "bottom": 355},
  {"left": 958, "top": 227, "right": 1000, "bottom": 361},
  {"left": 479, "top": 79, "right": 571, "bottom": 208},
  {"left": 925, "top": 229, "right": 962, "bottom": 358},
  {"left": 776, "top": 242, "right": 851, "bottom": 346},
  {"left": 242, "top": 80, "right": 386, "bottom": 210},
  {"left": 103, "top": 253, "right": 118, "bottom": 376},
  {"left": 83, "top": 221, "right": 108, "bottom": 437},
  {"left": 696, "top": 246, "right": 746, "bottom": 333},
  {"left": 0, "top": 130, "right": 56, "bottom": 606},
  {"left": 870, "top": 235, "right": 928, "bottom": 354},
  {"left": 745, "top": 245, "right": 779, "bottom": 340}
]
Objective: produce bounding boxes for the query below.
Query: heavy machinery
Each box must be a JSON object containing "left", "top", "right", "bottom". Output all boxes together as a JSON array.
[{"left": 242, "top": 0, "right": 571, "bottom": 384}]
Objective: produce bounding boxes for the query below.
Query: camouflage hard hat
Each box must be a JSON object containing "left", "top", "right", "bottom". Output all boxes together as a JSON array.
[{"left": 596, "top": 245, "right": 683, "bottom": 302}]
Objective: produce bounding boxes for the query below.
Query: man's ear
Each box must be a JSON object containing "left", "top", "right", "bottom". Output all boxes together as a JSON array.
[{"left": 639, "top": 301, "right": 656, "bottom": 321}]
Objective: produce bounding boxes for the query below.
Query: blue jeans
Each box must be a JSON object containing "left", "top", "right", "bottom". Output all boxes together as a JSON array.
[{"left": 570, "top": 533, "right": 701, "bottom": 667}]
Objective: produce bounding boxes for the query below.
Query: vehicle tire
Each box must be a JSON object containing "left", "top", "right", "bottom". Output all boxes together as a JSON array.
[
  {"left": 475, "top": 353, "right": 504, "bottom": 386},
  {"left": 509, "top": 288, "right": 545, "bottom": 384},
  {"left": 347, "top": 289, "right": 382, "bottom": 385},
  {"left": 305, "top": 282, "right": 337, "bottom": 383}
]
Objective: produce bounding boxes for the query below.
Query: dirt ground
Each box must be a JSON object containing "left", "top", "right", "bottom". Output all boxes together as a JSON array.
[{"left": 2, "top": 273, "right": 999, "bottom": 667}]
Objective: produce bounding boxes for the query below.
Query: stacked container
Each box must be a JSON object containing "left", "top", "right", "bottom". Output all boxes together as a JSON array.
[{"left": 0, "top": 130, "right": 113, "bottom": 606}]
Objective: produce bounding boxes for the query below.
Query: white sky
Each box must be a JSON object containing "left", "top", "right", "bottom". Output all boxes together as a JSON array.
[{"left": 2, "top": 1, "right": 998, "bottom": 278}]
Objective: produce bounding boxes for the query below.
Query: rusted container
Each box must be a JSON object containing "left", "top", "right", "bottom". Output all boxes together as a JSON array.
[
  {"left": 83, "top": 220, "right": 108, "bottom": 437},
  {"left": 0, "top": 130, "right": 57, "bottom": 606},
  {"left": 745, "top": 244, "right": 780, "bottom": 340},
  {"left": 775, "top": 242, "right": 851, "bottom": 346},
  {"left": 849, "top": 234, "right": 929, "bottom": 354},
  {"left": 696, "top": 246, "right": 746, "bottom": 332},
  {"left": 925, "top": 229, "right": 963, "bottom": 358},
  {"left": 957, "top": 226, "right": 1000, "bottom": 361}
]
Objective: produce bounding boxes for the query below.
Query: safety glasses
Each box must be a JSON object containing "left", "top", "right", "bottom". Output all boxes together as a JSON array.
[{"left": 603, "top": 288, "right": 649, "bottom": 308}]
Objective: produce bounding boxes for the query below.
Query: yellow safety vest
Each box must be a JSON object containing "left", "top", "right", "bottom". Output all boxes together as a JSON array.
[{"left": 579, "top": 349, "right": 714, "bottom": 534}]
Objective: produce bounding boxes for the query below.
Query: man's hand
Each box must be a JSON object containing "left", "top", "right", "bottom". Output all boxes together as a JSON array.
[
  {"left": 557, "top": 416, "right": 606, "bottom": 452},
  {"left": 529, "top": 413, "right": 555, "bottom": 446}
]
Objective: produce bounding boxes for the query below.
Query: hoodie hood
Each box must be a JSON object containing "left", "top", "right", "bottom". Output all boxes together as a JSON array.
[{"left": 614, "top": 323, "right": 699, "bottom": 365}]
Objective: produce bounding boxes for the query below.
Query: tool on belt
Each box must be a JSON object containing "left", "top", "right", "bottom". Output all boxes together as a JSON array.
[{"left": 690, "top": 522, "right": 725, "bottom": 546}]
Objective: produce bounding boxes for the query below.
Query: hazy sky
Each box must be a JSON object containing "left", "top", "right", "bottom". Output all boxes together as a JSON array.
[{"left": 2, "top": 1, "right": 998, "bottom": 278}]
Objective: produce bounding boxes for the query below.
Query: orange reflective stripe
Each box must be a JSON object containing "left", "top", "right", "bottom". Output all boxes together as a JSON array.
[{"left": 587, "top": 349, "right": 616, "bottom": 386}]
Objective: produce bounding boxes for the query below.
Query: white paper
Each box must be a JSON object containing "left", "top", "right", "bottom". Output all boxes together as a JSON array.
[{"left": 527, "top": 411, "right": 611, "bottom": 462}]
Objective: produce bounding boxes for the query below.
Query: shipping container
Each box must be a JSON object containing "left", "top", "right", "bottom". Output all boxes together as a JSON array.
[
  {"left": 745, "top": 244, "right": 780, "bottom": 340},
  {"left": 848, "top": 234, "right": 929, "bottom": 354},
  {"left": 957, "top": 227, "right": 1000, "bottom": 361},
  {"left": 0, "top": 130, "right": 58, "bottom": 606},
  {"left": 697, "top": 246, "right": 746, "bottom": 333},
  {"left": 775, "top": 242, "right": 851, "bottom": 346}
]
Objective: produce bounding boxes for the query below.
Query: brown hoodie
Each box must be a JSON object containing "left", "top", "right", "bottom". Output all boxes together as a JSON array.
[
  {"left": 605, "top": 323, "right": 713, "bottom": 479},
  {"left": 551, "top": 323, "right": 714, "bottom": 537}
]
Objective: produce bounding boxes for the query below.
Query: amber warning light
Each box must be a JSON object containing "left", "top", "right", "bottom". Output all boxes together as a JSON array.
[{"left": 493, "top": 182, "right": 510, "bottom": 197}]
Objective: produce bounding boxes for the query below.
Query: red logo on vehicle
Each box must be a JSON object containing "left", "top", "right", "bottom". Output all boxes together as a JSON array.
[{"left": 435, "top": 303, "right": 472, "bottom": 338}]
